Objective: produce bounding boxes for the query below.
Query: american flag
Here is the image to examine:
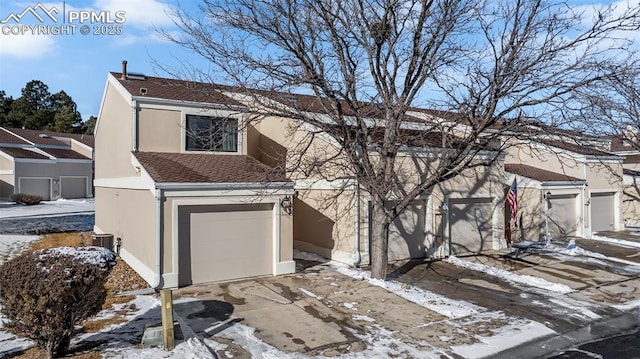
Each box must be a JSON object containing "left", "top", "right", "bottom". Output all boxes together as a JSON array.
[{"left": 507, "top": 179, "right": 518, "bottom": 224}]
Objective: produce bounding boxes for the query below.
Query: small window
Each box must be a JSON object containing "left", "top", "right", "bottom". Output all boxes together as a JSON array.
[{"left": 185, "top": 115, "right": 238, "bottom": 152}]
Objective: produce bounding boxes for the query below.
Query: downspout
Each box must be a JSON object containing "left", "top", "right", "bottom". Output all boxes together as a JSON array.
[
  {"left": 152, "top": 188, "right": 163, "bottom": 289},
  {"left": 354, "top": 176, "right": 361, "bottom": 267},
  {"left": 132, "top": 99, "right": 139, "bottom": 152}
]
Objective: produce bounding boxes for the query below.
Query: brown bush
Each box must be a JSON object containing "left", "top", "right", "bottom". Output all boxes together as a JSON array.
[
  {"left": 10, "top": 193, "right": 43, "bottom": 205},
  {"left": 0, "top": 247, "right": 116, "bottom": 358}
]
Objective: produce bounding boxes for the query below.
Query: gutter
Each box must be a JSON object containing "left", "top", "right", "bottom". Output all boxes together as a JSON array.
[
  {"left": 540, "top": 181, "right": 587, "bottom": 187},
  {"left": 354, "top": 176, "right": 361, "bottom": 267},
  {"left": 131, "top": 95, "right": 248, "bottom": 113},
  {"left": 152, "top": 188, "right": 163, "bottom": 289},
  {"left": 155, "top": 181, "right": 295, "bottom": 191},
  {"left": 132, "top": 100, "right": 139, "bottom": 152}
]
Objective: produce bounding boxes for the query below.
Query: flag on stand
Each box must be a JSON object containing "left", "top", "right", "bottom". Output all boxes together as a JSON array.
[{"left": 507, "top": 178, "right": 518, "bottom": 226}]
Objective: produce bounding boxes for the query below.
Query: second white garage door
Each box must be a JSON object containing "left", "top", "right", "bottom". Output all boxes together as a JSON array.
[
  {"left": 448, "top": 198, "right": 494, "bottom": 255},
  {"left": 60, "top": 177, "right": 88, "bottom": 199},
  {"left": 178, "top": 203, "right": 273, "bottom": 286},
  {"left": 547, "top": 194, "right": 578, "bottom": 237},
  {"left": 18, "top": 178, "right": 51, "bottom": 201},
  {"left": 386, "top": 201, "right": 427, "bottom": 261},
  {"left": 591, "top": 192, "right": 615, "bottom": 232}
]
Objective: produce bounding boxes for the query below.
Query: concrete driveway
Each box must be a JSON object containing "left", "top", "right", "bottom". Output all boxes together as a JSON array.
[{"left": 171, "top": 237, "right": 640, "bottom": 358}]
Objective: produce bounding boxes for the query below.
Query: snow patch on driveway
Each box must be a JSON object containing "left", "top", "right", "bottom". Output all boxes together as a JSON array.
[{"left": 446, "top": 256, "right": 574, "bottom": 294}]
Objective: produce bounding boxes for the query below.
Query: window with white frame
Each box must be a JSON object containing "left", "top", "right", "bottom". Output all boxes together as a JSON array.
[{"left": 185, "top": 115, "right": 238, "bottom": 152}]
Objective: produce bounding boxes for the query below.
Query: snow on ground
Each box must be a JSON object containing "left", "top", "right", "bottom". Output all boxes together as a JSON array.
[
  {"left": 334, "top": 262, "right": 483, "bottom": 319},
  {"left": 548, "top": 243, "right": 640, "bottom": 268},
  {"left": 591, "top": 234, "right": 640, "bottom": 249},
  {"left": 0, "top": 234, "right": 40, "bottom": 264},
  {"left": 0, "top": 198, "right": 94, "bottom": 219},
  {"left": 446, "top": 255, "right": 574, "bottom": 294},
  {"left": 450, "top": 313, "right": 555, "bottom": 359}
]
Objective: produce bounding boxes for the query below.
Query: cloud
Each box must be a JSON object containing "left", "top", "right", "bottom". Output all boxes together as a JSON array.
[
  {"left": 0, "top": 33, "right": 56, "bottom": 58},
  {"left": 94, "top": 0, "right": 173, "bottom": 28}
]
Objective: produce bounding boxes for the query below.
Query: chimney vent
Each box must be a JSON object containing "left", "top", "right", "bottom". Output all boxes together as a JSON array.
[{"left": 121, "top": 60, "right": 128, "bottom": 80}]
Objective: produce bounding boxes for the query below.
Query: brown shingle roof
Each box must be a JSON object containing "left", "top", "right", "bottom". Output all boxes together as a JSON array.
[
  {"left": 111, "top": 72, "right": 244, "bottom": 107},
  {"left": 5, "top": 128, "right": 68, "bottom": 147},
  {"left": 505, "top": 164, "right": 584, "bottom": 182},
  {"left": 539, "top": 139, "right": 613, "bottom": 157},
  {"left": 43, "top": 148, "right": 91, "bottom": 160},
  {"left": 0, "top": 128, "right": 30, "bottom": 145},
  {"left": 134, "top": 152, "right": 288, "bottom": 183},
  {"left": 48, "top": 131, "right": 95, "bottom": 147},
  {"left": 0, "top": 146, "right": 50, "bottom": 159}
]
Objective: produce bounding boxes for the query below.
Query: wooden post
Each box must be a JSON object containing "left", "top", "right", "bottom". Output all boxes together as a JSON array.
[{"left": 160, "top": 289, "right": 175, "bottom": 350}]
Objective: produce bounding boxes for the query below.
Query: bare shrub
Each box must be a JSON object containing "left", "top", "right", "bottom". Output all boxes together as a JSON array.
[
  {"left": 0, "top": 247, "right": 116, "bottom": 358},
  {"left": 10, "top": 193, "right": 43, "bottom": 205}
]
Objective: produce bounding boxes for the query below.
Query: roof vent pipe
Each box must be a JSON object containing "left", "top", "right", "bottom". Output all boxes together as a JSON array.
[{"left": 121, "top": 60, "right": 128, "bottom": 80}]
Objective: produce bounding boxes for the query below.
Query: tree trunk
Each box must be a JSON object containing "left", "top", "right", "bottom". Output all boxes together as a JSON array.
[{"left": 370, "top": 198, "right": 390, "bottom": 279}]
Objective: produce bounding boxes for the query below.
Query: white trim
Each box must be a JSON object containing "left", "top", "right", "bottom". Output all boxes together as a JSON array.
[
  {"left": 0, "top": 150, "right": 15, "bottom": 161},
  {"left": 0, "top": 128, "right": 34, "bottom": 145},
  {"left": 119, "top": 248, "right": 154, "bottom": 286},
  {"left": 18, "top": 177, "right": 52, "bottom": 199},
  {"left": 137, "top": 100, "right": 246, "bottom": 113},
  {"left": 171, "top": 196, "right": 291, "bottom": 285},
  {"left": 293, "top": 239, "right": 355, "bottom": 265},
  {"left": 93, "top": 225, "right": 104, "bottom": 234},
  {"left": 275, "top": 261, "right": 296, "bottom": 275},
  {"left": 94, "top": 177, "right": 153, "bottom": 190},
  {"left": 60, "top": 175, "right": 90, "bottom": 198},
  {"left": 294, "top": 178, "right": 356, "bottom": 190},
  {"left": 162, "top": 273, "right": 179, "bottom": 288},
  {"left": 13, "top": 158, "right": 92, "bottom": 164},
  {"left": 0, "top": 170, "right": 13, "bottom": 175}
]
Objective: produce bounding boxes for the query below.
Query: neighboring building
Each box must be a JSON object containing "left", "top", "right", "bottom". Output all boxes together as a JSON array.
[
  {"left": 0, "top": 127, "right": 94, "bottom": 200},
  {"left": 610, "top": 136, "right": 640, "bottom": 227},
  {"left": 504, "top": 136, "right": 624, "bottom": 239}
]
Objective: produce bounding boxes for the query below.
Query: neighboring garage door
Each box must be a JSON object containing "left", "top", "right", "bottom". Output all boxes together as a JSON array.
[
  {"left": 19, "top": 178, "right": 51, "bottom": 201},
  {"left": 178, "top": 203, "right": 273, "bottom": 286},
  {"left": 448, "top": 198, "right": 493, "bottom": 255},
  {"left": 60, "top": 177, "right": 87, "bottom": 199},
  {"left": 547, "top": 194, "right": 577, "bottom": 237},
  {"left": 386, "top": 201, "right": 427, "bottom": 261},
  {"left": 591, "top": 192, "right": 615, "bottom": 232}
]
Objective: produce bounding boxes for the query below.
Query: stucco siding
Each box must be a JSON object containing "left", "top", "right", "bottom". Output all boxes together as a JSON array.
[
  {"left": 95, "top": 187, "right": 157, "bottom": 281},
  {"left": 138, "top": 108, "right": 182, "bottom": 152},
  {"left": 95, "top": 82, "right": 136, "bottom": 179}
]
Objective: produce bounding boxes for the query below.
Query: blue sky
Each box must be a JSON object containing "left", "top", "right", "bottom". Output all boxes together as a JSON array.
[
  {"left": 0, "top": 0, "right": 630, "bottom": 122},
  {"left": 0, "top": 0, "right": 202, "bottom": 120}
]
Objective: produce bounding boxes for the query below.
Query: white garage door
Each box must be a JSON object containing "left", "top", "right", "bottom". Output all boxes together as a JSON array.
[
  {"left": 60, "top": 177, "right": 87, "bottom": 199},
  {"left": 386, "top": 201, "right": 427, "bottom": 261},
  {"left": 178, "top": 203, "right": 273, "bottom": 286},
  {"left": 449, "top": 198, "right": 493, "bottom": 255},
  {"left": 548, "top": 194, "right": 577, "bottom": 237},
  {"left": 591, "top": 192, "right": 615, "bottom": 232},
  {"left": 18, "top": 178, "right": 51, "bottom": 201}
]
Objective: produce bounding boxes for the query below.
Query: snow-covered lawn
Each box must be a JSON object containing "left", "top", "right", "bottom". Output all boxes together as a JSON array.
[{"left": 0, "top": 198, "right": 94, "bottom": 219}]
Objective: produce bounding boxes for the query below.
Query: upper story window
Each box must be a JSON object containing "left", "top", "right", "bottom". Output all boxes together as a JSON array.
[{"left": 185, "top": 115, "right": 238, "bottom": 152}]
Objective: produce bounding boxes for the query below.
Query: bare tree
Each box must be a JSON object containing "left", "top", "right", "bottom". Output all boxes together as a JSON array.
[{"left": 161, "top": 0, "right": 640, "bottom": 279}]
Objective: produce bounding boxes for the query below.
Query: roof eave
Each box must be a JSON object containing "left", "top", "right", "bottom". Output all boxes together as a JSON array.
[{"left": 155, "top": 181, "right": 294, "bottom": 191}]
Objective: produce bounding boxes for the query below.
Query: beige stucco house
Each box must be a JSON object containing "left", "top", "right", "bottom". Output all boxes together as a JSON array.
[
  {"left": 610, "top": 136, "right": 640, "bottom": 226},
  {"left": 504, "top": 136, "right": 624, "bottom": 240},
  {"left": 0, "top": 127, "right": 93, "bottom": 200},
  {"left": 94, "top": 67, "right": 295, "bottom": 288},
  {"left": 95, "top": 64, "right": 512, "bottom": 288}
]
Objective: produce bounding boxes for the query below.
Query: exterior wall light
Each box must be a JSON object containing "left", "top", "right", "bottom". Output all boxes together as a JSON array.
[{"left": 281, "top": 195, "right": 293, "bottom": 215}]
